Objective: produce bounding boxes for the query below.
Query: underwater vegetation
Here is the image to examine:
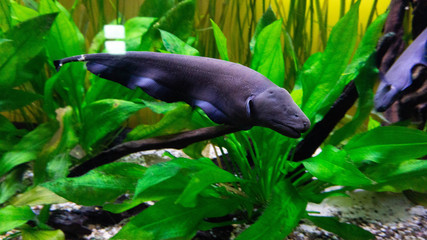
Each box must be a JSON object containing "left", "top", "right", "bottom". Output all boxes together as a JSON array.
[{"left": 1, "top": 0, "right": 427, "bottom": 239}]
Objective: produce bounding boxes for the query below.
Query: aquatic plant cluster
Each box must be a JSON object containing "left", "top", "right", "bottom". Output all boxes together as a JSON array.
[{"left": 1, "top": 0, "right": 426, "bottom": 239}]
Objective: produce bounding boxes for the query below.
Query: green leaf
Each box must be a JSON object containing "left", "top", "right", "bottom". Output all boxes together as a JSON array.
[
  {"left": 0, "top": 114, "right": 26, "bottom": 154},
  {"left": 81, "top": 99, "right": 145, "bottom": 148},
  {"left": 250, "top": 7, "right": 277, "bottom": 54},
  {"left": 113, "top": 196, "right": 238, "bottom": 240},
  {"left": 0, "top": 0, "right": 12, "bottom": 32},
  {"left": 21, "top": 228, "right": 65, "bottom": 240},
  {"left": 363, "top": 159, "right": 427, "bottom": 193},
  {"left": 0, "top": 166, "right": 26, "bottom": 204},
  {"left": 237, "top": 180, "right": 306, "bottom": 240},
  {"left": 9, "top": 186, "right": 68, "bottom": 207},
  {"left": 307, "top": 215, "right": 374, "bottom": 240},
  {"left": 138, "top": 0, "right": 175, "bottom": 18},
  {"left": 0, "top": 88, "right": 42, "bottom": 111},
  {"left": 126, "top": 104, "right": 193, "bottom": 140},
  {"left": 39, "top": 0, "right": 84, "bottom": 59},
  {"left": 302, "top": 145, "right": 373, "bottom": 187},
  {"left": 156, "top": 0, "right": 195, "bottom": 41},
  {"left": 0, "top": 122, "right": 57, "bottom": 177},
  {"left": 301, "top": 1, "right": 360, "bottom": 122},
  {"left": 210, "top": 19, "right": 229, "bottom": 60},
  {"left": 0, "top": 13, "right": 57, "bottom": 88},
  {"left": 10, "top": 1, "right": 38, "bottom": 23},
  {"left": 43, "top": 162, "right": 146, "bottom": 206},
  {"left": 135, "top": 158, "right": 239, "bottom": 207},
  {"left": 125, "top": 17, "right": 157, "bottom": 51},
  {"left": 0, "top": 205, "right": 35, "bottom": 233},
  {"left": 159, "top": 29, "right": 199, "bottom": 56},
  {"left": 251, "top": 20, "right": 285, "bottom": 87},
  {"left": 344, "top": 126, "right": 427, "bottom": 164},
  {"left": 33, "top": 107, "right": 78, "bottom": 184}
]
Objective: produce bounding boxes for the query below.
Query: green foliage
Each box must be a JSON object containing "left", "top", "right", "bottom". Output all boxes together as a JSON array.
[{"left": 1, "top": 1, "right": 426, "bottom": 240}]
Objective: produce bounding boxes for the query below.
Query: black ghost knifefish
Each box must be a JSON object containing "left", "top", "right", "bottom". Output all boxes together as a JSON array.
[
  {"left": 54, "top": 51, "right": 310, "bottom": 138},
  {"left": 375, "top": 27, "right": 427, "bottom": 112}
]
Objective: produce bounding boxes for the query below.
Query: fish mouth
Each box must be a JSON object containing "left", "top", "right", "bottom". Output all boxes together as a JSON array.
[{"left": 271, "top": 120, "right": 303, "bottom": 138}]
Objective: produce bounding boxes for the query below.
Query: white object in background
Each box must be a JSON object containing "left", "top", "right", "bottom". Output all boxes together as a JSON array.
[
  {"left": 103, "top": 25, "right": 125, "bottom": 39},
  {"left": 105, "top": 41, "right": 126, "bottom": 54}
]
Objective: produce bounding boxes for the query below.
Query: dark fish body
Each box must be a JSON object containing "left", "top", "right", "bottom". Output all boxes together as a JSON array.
[
  {"left": 375, "top": 27, "right": 427, "bottom": 111},
  {"left": 55, "top": 52, "right": 310, "bottom": 137}
]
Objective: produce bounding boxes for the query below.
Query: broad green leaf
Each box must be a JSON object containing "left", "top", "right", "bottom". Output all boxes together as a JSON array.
[
  {"left": 138, "top": 0, "right": 175, "bottom": 18},
  {"left": 10, "top": 1, "right": 38, "bottom": 23},
  {"left": 302, "top": 145, "right": 373, "bottom": 187},
  {"left": 43, "top": 65, "right": 66, "bottom": 118},
  {"left": 126, "top": 104, "right": 193, "bottom": 141},
  {"left": 125, "top": 17, "right": 157, "bottom": 51},
  {"left": 0, "top": 88, "right": 42, "bottom": 111},
  {"left": 113, "top": 196, "right": 238, "bottom": 240},
  {"left": 10, "top": 186, "right": 68, "bottom": 207},
  {"left": 135, "top": 158, "right": 239, "bottom": 207},
  {"left": 328, "top": 12, "right": 388, "bottom": 145},
  {"left": 33, "top": 107, "right": 78, "bottom": 184},
  {"left": 328, "top": 55, "right": 378, "bottom": 145},
  {"left": 0, "top": 205, "right": 35, "bottom": 233},
  {"left": 43, "top": 162, "right": 146, "bottom": 206},
  {"left": 251, "top": 20, "right": 285, "bottom": 87},
  {"left": 344, "top": 126, "right": 427, "bottom": 164},
  {"left": 363, "top": 159, "right": 427, "bottom": 192},
  {"left": 21, "top": 228, "right": 65, "bottom": 240},
  {"left": 0, "top": 122, "right": 57, "bottom": 176},
  {"left": 0, "top": 166, "right": 26, "bottom": 204},
  {"left": 0, "top": 13, "right": 57, "bottom": 88},
  {"left": 159, "top": 29, "right": 199, "bottom": 56},
  {"left": 236, "top": 180, "right": 306, "bottom": 240},
  {"left": 39, "top": 0, "right": 84, "bottom": 59},
  {"left": 210, "top": 19, "right": 229, "bottom": 60},
  {"left": 307, "top": 215, "right": 374, "bottom": 240},
  {"left": 81, "top": 99, "right": 145, "bottom": 148},
  {"left": 0, "top": 114, "right": 26, "bottom": 154},
  {"left": 301, "top": 1, "right": 360, "bottom": 122},
  {"left": 250, "top": 6, "right": 277, "bottom": 54},
  {"left": 156, "top": 0, "right": 195, "bottom": 41}
]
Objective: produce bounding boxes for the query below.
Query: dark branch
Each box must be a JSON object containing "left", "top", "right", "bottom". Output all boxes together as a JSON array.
[{"left": 68, "top": 125, "right": 242, "bottom": 177}]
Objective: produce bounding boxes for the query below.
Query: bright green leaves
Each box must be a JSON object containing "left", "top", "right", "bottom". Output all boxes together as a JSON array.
[
  {"left": 43, "top": 162, "right": 146, "bottom": 206},
  {"left": 210, "top": 19, "right": 229, "bottom": 60},
  {"left": 0, "top": 205, "right": 35, "bottom": 233},
  {"left": 0, "top": 13, "right": 57, "bottom": 88},
  {"left": 344, "top": 126, "right": 427, "bottom": 164},
  {"left": 135, "top": 158, "right": 239, "bottom": 207},
  {"left": 114, "top": 196, "right": 238, "bottom": 240},
  {"left": 251, "top": 20, "right": 285, "bottom": 87},
  {"left": 81, "top": 99, "right": 145, "bottom": 149},
  {"left": 303, "top": 145, "right": 373, "bottom": 187},
  {"left": 236, "top": 180, "right": 306, "bottom": 240},
  {"left": 301, "top": 1, "right": 360, "bottom": 122}
]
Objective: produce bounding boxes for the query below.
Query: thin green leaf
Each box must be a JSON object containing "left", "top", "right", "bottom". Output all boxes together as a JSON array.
[
  {"left": 43, "top": 162, "right": 146, "bottom": 206},
  {"left": 0, "top": 0, "right": 12, "bottom": 31},
  {"left": 0, "top": 205, "right": 35, "bottom": 233},
  {"left": 302, "top": 145, "right": 373, "bottom": 187},
  {"left": 251, "top": 20, "right": 285, "bottom": 87},
  {"left": 237, "top": 180, "right": 306, "bottom": 240},
  {"left": 210, "top": 19, "right": 229, "bottom": 60}
]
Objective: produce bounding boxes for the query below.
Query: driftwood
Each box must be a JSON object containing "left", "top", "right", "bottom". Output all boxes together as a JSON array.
[{"left": 68, "top": 125, "right": 241, "bottom": 177}]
